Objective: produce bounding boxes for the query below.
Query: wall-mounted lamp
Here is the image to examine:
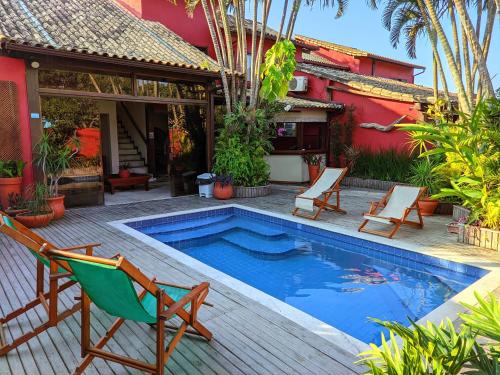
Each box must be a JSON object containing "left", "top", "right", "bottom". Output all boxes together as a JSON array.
[{"left": 30, "top": 61, "right": 40, "bottom": 69}]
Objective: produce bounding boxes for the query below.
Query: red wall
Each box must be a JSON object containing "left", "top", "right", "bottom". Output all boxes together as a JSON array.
[
  {"left": 115, "top": 0, "right": 215, "bottom": 57},
  {"left": 359, "top": 57, "right": 415, "bottom": 83},
  {"left": 0, "top": 56, "right": 33, "bottom": 187}
]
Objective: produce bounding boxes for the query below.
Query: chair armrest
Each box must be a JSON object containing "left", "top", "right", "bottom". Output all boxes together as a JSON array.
[
  {"left": 58, "top": 242, "right": 101, "bottom": 251},
  {"left": 155, "top": 280, "right": 192, "bottom": 290},
  {"left": 159, "top": 282, "right": 210, "bottom": 321}
]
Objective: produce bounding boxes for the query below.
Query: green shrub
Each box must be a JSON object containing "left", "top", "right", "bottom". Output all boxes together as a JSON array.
[{"left": 349, "top": 149, "right": 415, "bottom": 183}]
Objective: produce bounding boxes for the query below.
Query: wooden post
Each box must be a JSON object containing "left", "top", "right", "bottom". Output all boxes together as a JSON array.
[{"left": 25, "top": 61, "right": 43, "bottom": 182}]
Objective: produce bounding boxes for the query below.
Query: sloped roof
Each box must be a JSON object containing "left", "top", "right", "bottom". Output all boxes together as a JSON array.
[
  {"left": 279, "top": 96, "right": 343, "bottom": 110},
  {"left": 298, "top": 63, "right": 450, "bottom": 103},
  {"left": 0, "top": 0, "right": 219, "bottom": 73},
  {"left": 295, "top": 35, "right": 425, "bottom": 69},
  {"left": 302, "top": 51, "right": 349, "bottom": 70}
]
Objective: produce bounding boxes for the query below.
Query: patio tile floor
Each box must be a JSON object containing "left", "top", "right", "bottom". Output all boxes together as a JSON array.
[{"left": 0, "top": 186, "right": 498, "bottom": 374}]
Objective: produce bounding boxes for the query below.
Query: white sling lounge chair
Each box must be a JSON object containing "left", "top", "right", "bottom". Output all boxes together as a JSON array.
[
  {"left": 358, "top": 185, "right": 427, "bottom": 238},
  {"left": 293, "top": 167, "right": 348, "bottom": 220}
]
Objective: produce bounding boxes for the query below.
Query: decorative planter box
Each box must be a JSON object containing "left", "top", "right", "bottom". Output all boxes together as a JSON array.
[
  {"left": 453, "top": 205, "right": 471, "bottom": 221},
  {"left": 234, "top": 185, "right": 271, "bottom": 198},
  {"left": 458, "top": 225, "right": 500, "bottom": 251}
]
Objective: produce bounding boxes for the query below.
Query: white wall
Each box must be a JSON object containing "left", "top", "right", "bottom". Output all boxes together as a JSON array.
[
  {"left": 265, "top": 154, "right": 326, "bottom": 183},
  {"left": 96, "top": 100, "right": 119, "bottom": 174}
]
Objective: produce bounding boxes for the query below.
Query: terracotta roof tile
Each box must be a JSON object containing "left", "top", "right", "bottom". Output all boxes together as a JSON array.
[
  {"left": 279, "top": 95, "right": 343, "bottom": 110},
  {"left": 298, "top": 63, "right": 454, "bottom": 104},
  {"left": 295, "top": 35, "right": 425, "bottom": 69},
  {"left": 0, "top": 0, "right": 219, "bottom": 72}
]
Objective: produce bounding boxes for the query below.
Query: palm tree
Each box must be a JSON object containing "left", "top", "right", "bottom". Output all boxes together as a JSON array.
[{"left": 380, "top": 0, "right": 450, "bottom": 101}]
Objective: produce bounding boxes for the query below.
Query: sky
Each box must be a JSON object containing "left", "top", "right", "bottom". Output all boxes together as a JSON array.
[{"left": 264, "top": 1, "right": 500, "bottom": 91}]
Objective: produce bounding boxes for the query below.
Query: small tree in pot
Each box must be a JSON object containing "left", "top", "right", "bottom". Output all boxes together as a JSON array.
[
  {"left": 213, "top": 174, "right": 233, "bottom": 200},
  {"left": 302, "top": 154, "right": 323, "bottom": 184},
  {"left": 16, "top": 183, "right": 53, "bottom": 228},
  {"left": 35, "top": 132, "right": 78, "bottom": 220},
  {"left": 408, "top": 158, "right": 445, "bottom": 216}
]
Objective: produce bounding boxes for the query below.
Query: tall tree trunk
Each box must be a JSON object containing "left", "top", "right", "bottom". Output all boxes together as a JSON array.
[
  {"left": 200, "top": 0, "right": 232, "bottom": 112},
  {"left": 286, "top": 0, "right": 302, "bottom": 40},
  {"left": 432, "top": 54, "right": 438, "bottom": 101},
  {"left": 277, "top": 0, "right": 289, "bottom": 41},
  {"left": 448, "top": 0, "right": 462, "bottom": 76},
  {"left": 252, "top": 0, "right": 272, "bottom": 107},
  {"left": 249, "top": 0, "right": 259, "bottom": 108},
  {"left": 238, "top": 2, "right": 247, "bottom": 103},
  {"left": 218, "top": 2, "right": 237, "bottom": 109},
  {"left": 453, "top": 0, "right": 494, "bottom": 97},
  {"left": 423, "top": 0, "right": 471, "bottom": 113},
  {"left": 461, "top": 23, "right": 474, "bottom": 101},
  {"left": 472, "top": 0, "right": 496, "bottom": 93},
  {"left": 417, "top": 1, "right": 451, "bottom": 104}
]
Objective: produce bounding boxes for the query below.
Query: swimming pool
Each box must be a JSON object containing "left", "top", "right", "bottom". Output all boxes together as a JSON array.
[{"left": 118, "top": 205, "right": 488, "bottom": 347}]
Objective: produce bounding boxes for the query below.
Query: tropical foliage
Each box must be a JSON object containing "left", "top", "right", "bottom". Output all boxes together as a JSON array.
[
  {"left": 399, "top": 97, "right": 500, "bottom": 229},
  {"left": 358, "top": 292, "right": 500, "bottom": 374},
  {"left": 374, "top": 0, "right": 497, "bottom": 113},
  {"left": 0, "top": 160, "right": 25, "bottom": 178},
  {"left": 212, "top": 102, "right": 282, "bottom": 187}
]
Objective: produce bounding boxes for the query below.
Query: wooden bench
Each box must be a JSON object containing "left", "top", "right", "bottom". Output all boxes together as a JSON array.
[{"left": 106, "top": 174, "right": 150, "bottom": 194}]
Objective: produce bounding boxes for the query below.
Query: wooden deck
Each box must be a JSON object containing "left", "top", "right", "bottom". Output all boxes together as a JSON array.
[{"left": 0, "top": 194, "right": 365, "bottom": 375}]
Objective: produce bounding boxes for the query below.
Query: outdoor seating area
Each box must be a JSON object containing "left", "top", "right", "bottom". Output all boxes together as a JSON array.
[{"left": 0, "top": 187, "right": 499, "bottom": 374}]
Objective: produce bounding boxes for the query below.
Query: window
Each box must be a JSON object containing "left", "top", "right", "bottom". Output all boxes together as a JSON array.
[
  {"left": 136, "top": 79, "right": 206, "bottom": 100},
  {"left": 272, "top": 122, "right": 327, "bottom": 153},
  {"left": 39, "top": 69, "right": 133, "bottom": 95}
]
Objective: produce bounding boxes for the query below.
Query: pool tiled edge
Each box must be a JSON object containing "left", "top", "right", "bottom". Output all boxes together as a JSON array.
[{"left": 109, "top": 203, "right": 499, "bottom": 356}]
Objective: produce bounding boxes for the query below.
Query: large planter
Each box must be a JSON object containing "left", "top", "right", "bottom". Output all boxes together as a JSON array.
[
  {"left": 213, "top": 182, "right": 233, "bottom": 200},
  {"left": 76, "top": 128, "right": 101, "bottom": 158},
  {"left": 234, "top": 184, "right": 271, "bottom": 198},
  {"left": 0, "top": 177, "right": 22, "bottom": 210},
  {"left": 458, "top": 225, "right": 500, "bottom": 251},
  {"left": 307, "top": 164, "right": 320, "bottom": 183},
  {"left": 418, "top": 198, "right": 439, "bottom": 216},
  {"left": 16, "top": 211, "right": 53, "bottom": 228},
  {"left": 47, "top": 195, "right": 65, "bottom": 220}
]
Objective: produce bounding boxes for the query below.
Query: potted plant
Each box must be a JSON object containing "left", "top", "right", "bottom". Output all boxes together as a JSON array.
[
  {"left": 35, "top": 132, "right": 77, "bottom": 220},
  {"left": 5, "top": 192, "right": 28, "bottom": 217},
  {"left": 302, "top": 154, "right": 323, "bottom": 183},
  {"left": 16, "top": 184, "right": 53, "bottom": 228},
  {"left": 0, "top": 160, "right": 25, "bottom": 210},
  {"left": 213, "top": 174, "right": 233, "bottom": 200},
  {"left": 119, "top": 162, "right": 131, "bottom": 178},
  {"left": 408, "top": 159, "right": 443, "bottom": 216}
]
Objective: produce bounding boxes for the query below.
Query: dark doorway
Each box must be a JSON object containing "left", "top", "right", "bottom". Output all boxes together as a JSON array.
[{"left": 146, "top": 104, "right": 169, "bottom": 177}]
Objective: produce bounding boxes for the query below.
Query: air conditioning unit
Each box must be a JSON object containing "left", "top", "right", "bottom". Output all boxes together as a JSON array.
[{"left": 288, "top": 76, "right": 308, "bottom": 92}]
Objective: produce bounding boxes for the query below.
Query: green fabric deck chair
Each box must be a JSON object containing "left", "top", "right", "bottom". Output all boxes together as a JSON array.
[
  {"left": 0, "top": 211, "right": 100, "bottom": 356},
  {"left": 43, "top": 249, "right": 212, "bottom": 375}
]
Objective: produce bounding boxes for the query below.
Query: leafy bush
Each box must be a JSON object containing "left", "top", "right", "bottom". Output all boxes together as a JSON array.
[
  {"left": 0, "top": 160, "right": 25, "bottom": 178},
  {"left": 349, "top": 149, "right": 415, "bottom": 183},
  {"left": 358, "top": 292, "right": 500, "bottom": 374},
  {"left": 400, "top": 97, "right": 500, "bottom": 229},
  {"left": 408, "top": 158, "right": 446, "bottom": 196},
  {"left": 213, "top": 102, "right": 282, "bottom": 187}
]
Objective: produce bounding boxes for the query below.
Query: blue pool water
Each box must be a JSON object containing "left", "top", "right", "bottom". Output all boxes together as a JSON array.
[{"left": 129, "top": 207, "right": 487, "bottom": 345}]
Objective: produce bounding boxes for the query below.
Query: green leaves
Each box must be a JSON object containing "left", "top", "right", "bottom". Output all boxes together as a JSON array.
[
  {"left": 0, "top": 160, "right": 25, "bottom": 178},
  {"left": 358, "top": 293, "right": 500, "bottom": 375},
  {"left": 398, "top": 97, "right": 500, "bottom": 229},
  {"left": 259, "top": 40, "right": 297, "bottom": 102}
]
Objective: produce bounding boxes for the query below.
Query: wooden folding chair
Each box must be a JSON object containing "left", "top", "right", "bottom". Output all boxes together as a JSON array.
[
  {"left": 358, "top": 185, "right": 427, "bottom": 239},
  {"left": 0, "top": 212, "right": 100, "bottom": 356},
  {"left": 293, "top": 167, "right": 348, "bottom": 220},
  {"left": 42, "top": 249, "right": 212, "bottom": 375}
]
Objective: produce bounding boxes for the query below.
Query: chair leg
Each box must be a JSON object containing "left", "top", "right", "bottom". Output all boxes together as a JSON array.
[
  {"left": 156, "top": 318, "right": 165, "bottom": 375},
  {"left": 358, "top": 219, "right": 369, "bottom": 232}
]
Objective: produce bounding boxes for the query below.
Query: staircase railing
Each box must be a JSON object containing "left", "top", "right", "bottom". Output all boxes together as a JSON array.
[{"left": 119, "top": 102, "right": 147, "bottom": 145}]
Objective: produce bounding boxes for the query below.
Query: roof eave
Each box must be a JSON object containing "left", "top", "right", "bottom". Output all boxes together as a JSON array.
[{"left": 2, "top": 41, "right": 221, "bottom": 78}]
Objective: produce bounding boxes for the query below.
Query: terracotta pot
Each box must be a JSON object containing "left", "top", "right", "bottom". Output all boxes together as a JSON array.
[
  {"left": 213, "top": 182, "right": 233, "bottom": 200},
  {"left": 5, "top": 208, "right": 28, "bottom": 217},
  {"left": 307, "top": 164, "right": 321, "bottom": 183},
  {"left": 47, "top": 195, "right": 65, "bottom": 220},
  {"left": 76, "top": 128, "right": 101, "bottom": 158},
  {"left": 0, "top": 177, "right": 23, "bottom": 210},
  {"left": 16, "top": 211, "right": 53, "bottom": 228},
  {"left": 418, "top": 198, "right": 439, "bottom": 216},
  {"left": 119, "top": 169, "right": 131, "bottom": 178}
]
